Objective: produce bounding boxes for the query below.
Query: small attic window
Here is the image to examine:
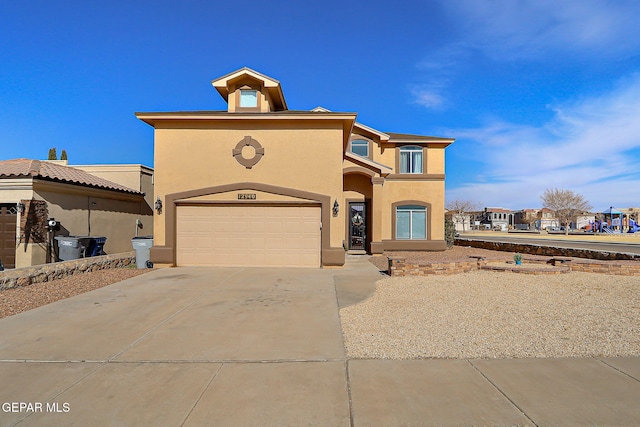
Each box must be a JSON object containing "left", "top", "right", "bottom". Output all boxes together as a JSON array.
[{"left": 239, "top": 89, "right": 258, "bottom": 108}]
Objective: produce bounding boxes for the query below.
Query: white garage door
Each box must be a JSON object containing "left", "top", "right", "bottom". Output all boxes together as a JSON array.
[{"left": 176, "top": 205, "right": 321, "bottom": 267}]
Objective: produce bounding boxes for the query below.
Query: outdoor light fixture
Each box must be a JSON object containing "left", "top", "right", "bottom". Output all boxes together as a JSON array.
[
  {"left": 333, "top": 199, "right": 339, "bottom": 216},
  {"left": 17, "top": 202, "right": 25, "bottom": 214},
  {"left": 155, "top": 197, "right": 163, "bottom": 214}
]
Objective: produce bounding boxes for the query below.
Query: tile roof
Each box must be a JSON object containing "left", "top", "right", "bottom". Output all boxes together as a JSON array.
[{"left": 0, "top": 159, "right": 142, "bottom": 194}]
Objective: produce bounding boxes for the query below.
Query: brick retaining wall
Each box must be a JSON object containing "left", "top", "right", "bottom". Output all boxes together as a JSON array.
[
  {"left": 455, "top": 238, "right": 640, "bottom": 261},
  {"left": 388, "top": 255, "right": 640, "bottom": 277},
  {"left": 0, "top": 252, "right": 136, "bottom": 290},
  {"left": 388, "top": 258, "right": 478, "bottom": 276}
]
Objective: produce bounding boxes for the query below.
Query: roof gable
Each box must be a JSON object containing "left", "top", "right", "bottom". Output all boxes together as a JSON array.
[{"left": 211, "top": 67, "right": 287, "bottom": 112}]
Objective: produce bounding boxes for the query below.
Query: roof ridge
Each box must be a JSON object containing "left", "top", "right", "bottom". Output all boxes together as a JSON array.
[{"left": 28, "top": 159, "right": 41, "bottom": 176}]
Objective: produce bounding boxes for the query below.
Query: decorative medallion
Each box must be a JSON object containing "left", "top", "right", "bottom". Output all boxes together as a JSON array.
[{"left": 232, "top": 136, "right": 264, "bottom": 169}]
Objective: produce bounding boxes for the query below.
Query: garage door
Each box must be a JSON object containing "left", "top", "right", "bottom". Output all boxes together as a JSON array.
[{"left": 176, "top": 205, "right": 321, "bottom": 267}]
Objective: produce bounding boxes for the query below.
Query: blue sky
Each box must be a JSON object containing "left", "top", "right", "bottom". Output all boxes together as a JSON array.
[{"left": 1, "top": 0, "right": 639, "bottom": 211}]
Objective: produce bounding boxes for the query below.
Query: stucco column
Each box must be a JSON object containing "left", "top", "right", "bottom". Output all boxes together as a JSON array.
[{"left": 370, "top": 177, "right": 385, "bottom": 254}]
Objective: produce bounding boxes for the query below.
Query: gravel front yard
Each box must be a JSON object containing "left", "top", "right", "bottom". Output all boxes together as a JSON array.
[
  {"left": 0, "top": 269, "right": 149, "bottom": 319},
  {"left": 3, "top": 247, "right": 639, "bottom": 361},
  {"left": 341, "top": 270, "right": 640, "bottom": 359}
]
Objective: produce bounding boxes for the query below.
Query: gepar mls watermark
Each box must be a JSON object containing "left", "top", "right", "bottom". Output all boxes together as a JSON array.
[{"left": 2, "top": 402, "right": 70, "bottom": 413}]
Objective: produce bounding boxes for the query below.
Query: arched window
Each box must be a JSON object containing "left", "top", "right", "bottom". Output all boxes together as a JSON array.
[
  {"left": 396, "top": 205, "right": 427, "bottom": 239},
  {"left": 399, "top": 146, "right": 423, "bottom": 174}
]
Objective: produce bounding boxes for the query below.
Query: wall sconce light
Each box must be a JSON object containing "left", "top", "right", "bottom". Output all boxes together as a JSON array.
[
  {"left": 155, "top": 197, "right": 163, "bottom": 214},
  {"left": 17, "top": 202, "right": 25, "bottom": 214},
  {"left": 332, "top": 199, "right": 339, "bottom": 217}
]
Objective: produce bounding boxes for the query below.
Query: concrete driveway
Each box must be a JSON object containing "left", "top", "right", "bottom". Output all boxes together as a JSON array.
[{"left": 2, "top": 256, "right": 640, "bottom": 426}]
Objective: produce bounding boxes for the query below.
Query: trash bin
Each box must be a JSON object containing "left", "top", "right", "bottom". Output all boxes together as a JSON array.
[
  {"left": 87, "top": 237, "right": 107, "bottom": 257},
  {"left": 132, "top": 236, "right": 153, "bottom": 269},
  {"left": 55, "top": 236, "right": 92, "bottom": 261}
]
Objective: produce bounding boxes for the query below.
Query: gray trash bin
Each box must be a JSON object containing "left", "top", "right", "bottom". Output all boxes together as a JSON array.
[
  {"left": 55, "top": 236, "right": 92, "bottom": 261},
  {"left": 132, "top": 236, "right": 153, "bottom": 269}
]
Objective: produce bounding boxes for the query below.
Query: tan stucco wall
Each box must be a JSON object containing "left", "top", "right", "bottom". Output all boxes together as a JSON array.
[
  {"left": 74, "top": 164, "right": 154, "bottom": 208},
  {"left": 379, "top": 180, "right": 446, "bottom": 240},
  {"left": 374, "top": 143, "right": 396, "bottom": 169},
  {"left": 153, "top": 120, "right": 346, "bottom": 248},
  {"left": 181, "top": 190, "right": 317, "bottom": 203},
  {"left": 15, "top": 243, "right": 47, "bottom": 269},
  {"left": 343, "top": 174, "right": 373, "bottom": 200},
  {"left": 0, "top": 180, "right": 34, "bottom": 203},
  {"left": 427, "top": 148, "right": 445, "bottom": 174},
  {"left": 30, "top": 181, "right": 151, "bottom": 257}
]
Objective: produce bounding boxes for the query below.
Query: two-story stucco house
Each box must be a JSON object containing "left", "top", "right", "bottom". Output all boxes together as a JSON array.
[{"left": 136, "top": 67, "right": 454, "bottom": 268}]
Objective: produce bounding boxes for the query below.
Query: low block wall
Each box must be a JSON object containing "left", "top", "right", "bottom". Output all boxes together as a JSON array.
[
  {"left": 568, "top": 260, "right": 640, "bottom": 276},
  {"left": 455, "top": 238, "right": 640, "bottom": 261},
  {"left": 389, "top": 258, "right": 480, "bottom": 276},
  {"left": 388, "top": 255, "right": 640, "bottom": 277},
  {"left": 0, "top": 252, "right": 136, "bottom": 290}
]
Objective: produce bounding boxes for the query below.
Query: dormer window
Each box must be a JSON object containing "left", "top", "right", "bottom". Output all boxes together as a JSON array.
[
  {"left": 350, "top": 139, "right": 369, "bottom": 157},
  {"left": 239, "top": 89, "right": 258, "bottom": 108}
]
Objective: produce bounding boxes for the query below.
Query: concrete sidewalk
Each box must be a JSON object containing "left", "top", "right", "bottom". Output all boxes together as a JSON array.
[{"left": 1, "top": 256, "right": 639, "bottom": 426}]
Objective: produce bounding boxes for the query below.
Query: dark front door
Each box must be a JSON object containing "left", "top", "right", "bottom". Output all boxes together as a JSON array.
[
  {"left": 348, "top": 202, "right": 366, "bottom": 250},
  {"left": 0, "top": 204, "right": 17, "bottom": 269}
]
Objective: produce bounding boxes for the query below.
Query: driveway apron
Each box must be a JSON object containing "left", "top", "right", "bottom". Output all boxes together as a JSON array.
[
  {"left": 0, "top": 265, "right": 356, "bottom": 426},
  {"left": 3, "top": 256, "right": 640, "bottom": 426}
]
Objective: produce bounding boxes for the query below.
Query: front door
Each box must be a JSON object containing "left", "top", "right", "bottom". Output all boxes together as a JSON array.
[
  {"left": 348, "top": 202, "right": 366, "bottom": 250},
  {"left": 0, "top": 204, "right": 17, "bottom": 269}
]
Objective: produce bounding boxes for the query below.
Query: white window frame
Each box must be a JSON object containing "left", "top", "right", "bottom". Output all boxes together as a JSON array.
[
  {"left": 396, "top": 205, "right": 427, "bottom": 240},
  {"left": 239, "top": 89, "right": 258, "bottom": 108},
  {"left": 399, "top": 146, "right": 423, "bottom": 174},
  {"left": 350, "top": 139, "right": 369, "bottom": 157}
]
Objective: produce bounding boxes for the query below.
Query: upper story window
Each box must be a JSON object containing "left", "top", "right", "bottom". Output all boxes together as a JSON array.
[
  {"left": 239, "top": 89, "right": 258, "bottom": 108},
  {"left": 399, "top": 146, "right": 423, "bottom": 174},
  {"left": 350, "top": 139, "right": 369, "bottom": 157}
]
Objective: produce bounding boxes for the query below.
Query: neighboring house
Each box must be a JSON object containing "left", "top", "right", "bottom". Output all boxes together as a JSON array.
[
  {"left": 447, "top": 212, "right": 472, "bottom": 233},
  {"left": 538, "top": 208, "right": 559, "bottom": 230},
  {"left": 480, "top": 207, "right": 514, "bottom": 231},
  {"left": 136, "top": 67, "right": 454, "bottom": 268},
  {"left": 0, "top": 159, "right": 153, "bottom": 268},
  {"left": 514, "top": 209, "right": 538, "bottom": 230}
]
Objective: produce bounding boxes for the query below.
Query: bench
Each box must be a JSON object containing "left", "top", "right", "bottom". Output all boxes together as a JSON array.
[{"left": 549, "top": 256, "right": 573, "bottom": 266}]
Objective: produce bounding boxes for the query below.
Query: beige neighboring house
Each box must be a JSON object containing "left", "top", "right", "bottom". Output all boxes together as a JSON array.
[
  {"left": 0, "top": 159, "right": 153, "bottom": 269},
  {"left": 448, "top": 212, "right": 472, "bottom": 233},
  {"left": 136, "top": 67, "right": 454, "bottom": 268}
]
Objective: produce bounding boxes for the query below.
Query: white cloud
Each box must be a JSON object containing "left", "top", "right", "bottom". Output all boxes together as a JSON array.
[
  {"left": 446, "top": 74, "right": 640, "bottom": 209},
  {"left": 411, "top": 86, "right": 446, "bottom": 109},
  {"left": 437, "top": 0, "right": 640, "bottom": 60}
]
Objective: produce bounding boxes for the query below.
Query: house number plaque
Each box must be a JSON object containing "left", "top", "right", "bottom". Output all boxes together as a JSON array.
[{"left": 238, "top": 193, "right": 257, "bottom": 200}]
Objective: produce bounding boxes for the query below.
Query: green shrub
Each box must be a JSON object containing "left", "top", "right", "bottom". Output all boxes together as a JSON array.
[{"left": 445, "top": 217, "right": 456, "bottom": 248}]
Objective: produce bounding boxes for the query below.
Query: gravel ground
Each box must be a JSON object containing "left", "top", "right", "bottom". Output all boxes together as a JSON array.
[
  {"left": 340, "top": 270, "right": 640, "bottom": 359},
  {"left": 0, "top": 269, "right": 150, "bottom": 319}
]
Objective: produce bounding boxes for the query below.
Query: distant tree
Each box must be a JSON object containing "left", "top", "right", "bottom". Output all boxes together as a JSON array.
[
  {"left": 60, "top": 149, "right": 68, "bottom": 161},
  {"left": 540, "top": 188, "right": 592, "bottom": 234},
  {"left": 48, "top": 148, "right": 57, "bottom": 160},
  {"left": 446, "top": 198, "right": 479, "bottom": 232}
]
